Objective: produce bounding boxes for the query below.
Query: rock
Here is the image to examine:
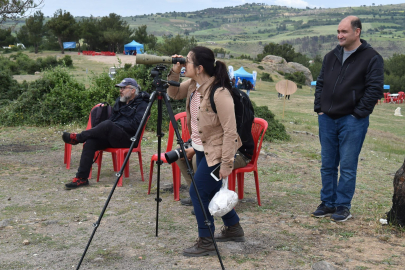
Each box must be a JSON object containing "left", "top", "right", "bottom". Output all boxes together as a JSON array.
[
  {"left": 0, "top": 219, "right": 12, "bottom": 228},
  {"left": 286, "top": 62, "right": 313, "bottom": 85},
  {"left": 261, "top": 55, "right": 313, "bottom": 85},
  {"left": 93, "top": 257, "right": 104, "bottom": 262},
  {"left": 23, "top": 239, "right": 30, "bottom": 245},
  {"left": 312, "top": 261, "right": 337, "bottom": 270}
]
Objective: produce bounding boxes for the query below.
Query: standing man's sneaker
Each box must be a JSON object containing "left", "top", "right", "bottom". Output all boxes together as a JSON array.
[
  {"left": 214, "top": 222, "right": 245, "bottom": 242},
  {"left": 65, "top": 177, "right": 89, "bottom": 189},
  {"left": 62, "top": 132, "right": 79, "bottom": 145},
  {"left": 180, "top": 197, "right": 193, "bottom": 206},
  {"left": 311, "top": 203, "right": 336, "bottom": 218},
  {"left": 331, "top": 206, "right": 352, "bottom": 222}
]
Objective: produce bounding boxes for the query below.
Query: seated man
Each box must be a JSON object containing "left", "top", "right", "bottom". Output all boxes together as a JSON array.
[{"left": 63, "top": 78, "right": 150, "bottom": 189}]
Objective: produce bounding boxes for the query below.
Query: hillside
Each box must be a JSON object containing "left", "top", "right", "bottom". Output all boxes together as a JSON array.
[
  {"left": 123, "top": 3, "right": 405, "bottom": 58},
  {"left": 3, "top": 3, "right": 405, "bottom": 58}
]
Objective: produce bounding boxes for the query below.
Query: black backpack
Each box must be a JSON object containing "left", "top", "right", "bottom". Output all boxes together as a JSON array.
[
  {"left": 210, "top": 85, "right": 255, "bottom": 159},
  {"left": 90, "top": 102, "right": 112, "bottom": 128}
]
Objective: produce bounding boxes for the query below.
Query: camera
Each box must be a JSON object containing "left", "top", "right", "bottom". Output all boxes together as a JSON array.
[{"left": 165, "top": 139, "right": 192, "bottom": 164}]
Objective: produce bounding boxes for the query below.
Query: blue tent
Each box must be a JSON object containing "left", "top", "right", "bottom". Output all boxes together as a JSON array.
[
  {"left": 63, "top": 42, "right": 76, "bottom": 49},
  {"left": 124, "top": 40, "right": 144, "bottom": 55},
  {"left": 233, "top": 67, "right": 254, "bottom": 85}
]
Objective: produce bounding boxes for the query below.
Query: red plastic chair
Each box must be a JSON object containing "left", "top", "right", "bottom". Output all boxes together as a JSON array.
[
  {"left": 94, "top": 116, "right": 149, "bottom": 187},
  {"left": 398, "top": 92, "right": 404, "bottom": 103},
  {"left": 148, "top": 112, "right": 190, "bottom": 201},
  {"left": 383, "top": 92, "right": 390, "bottom": 103},
  {"left": 228, "top": 118, "right": 268, "bottom": 206},
  {"left": 63, "top": 104, "right": 101, "bottom": 179}
]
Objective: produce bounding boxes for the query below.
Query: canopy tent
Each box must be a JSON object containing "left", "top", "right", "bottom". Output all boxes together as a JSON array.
[
  {"left": 124, "top": 40, "right": 144, "bottom": 55},
  {"left": 233, "top": 67, "right": 254, "bottom": 85},
  {"left": 63, "top": 42, "right": 76, "bottom": 49}
]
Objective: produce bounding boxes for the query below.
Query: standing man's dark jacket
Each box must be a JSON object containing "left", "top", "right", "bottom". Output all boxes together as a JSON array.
[
  {"left": 314, "top": 39, "right": 384, "bottom": 119},
  {"left": 110, "top": 91, "right": 150, "bottom": 136}
]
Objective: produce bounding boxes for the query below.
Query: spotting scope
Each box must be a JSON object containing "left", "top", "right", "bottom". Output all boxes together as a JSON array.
[{"left": 136, "top": 55, "right": 185, "bottom": 65}]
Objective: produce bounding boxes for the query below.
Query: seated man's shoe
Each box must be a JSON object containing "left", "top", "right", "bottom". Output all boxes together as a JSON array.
[
  {"left": 311, "top": 203, "right": 336, "bottom": 218},
  {"left": 62, "top": 132, "right": 79, "bottom": 145},
  {"left": 331, "top": 206, "right": 352, "bottom": 222},
  {"left": 214, "top": 222, "right": 245, "bottom": 242},
  {"left": 183, "top": 237, "right": 216, "bottom": 257},
  {"left": 65, "top": 177, "right": 89, "bottom": 189},
  {"left": 181, "top": 197, "right": 193, "bottom": 206}
]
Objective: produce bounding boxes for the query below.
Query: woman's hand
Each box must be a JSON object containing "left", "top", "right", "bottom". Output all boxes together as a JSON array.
[
  {"left": 181, "top": 147, "right": 195, "bottom": 161},
  {"left": 219, "top": 167, "right": 231, "bottom": 180},
  {"left": 171, "top": 54, "right": 185, "bottom": 74}
]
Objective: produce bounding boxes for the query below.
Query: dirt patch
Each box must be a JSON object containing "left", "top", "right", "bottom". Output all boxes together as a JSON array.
[{"left": 0, "top": 124, "right": 404, "bottom": 269}]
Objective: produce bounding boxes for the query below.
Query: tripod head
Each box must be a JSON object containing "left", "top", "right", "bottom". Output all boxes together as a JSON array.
[{"left": 151, "top": 65, "right": 180, "bottom": 93}]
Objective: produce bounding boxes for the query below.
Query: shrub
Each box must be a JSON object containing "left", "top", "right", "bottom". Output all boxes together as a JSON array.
[
  {"left": 261, "top": 73, "right": 274, "bottom": 82},
  {"left": 252, "top": 101, "right": 290, "bottom": 141},
  {"left": 285, "top": 71, "right": 306, "bottom": 85},
  {"left": 257, "top": 65, "right": 264, "bottom": 70}
]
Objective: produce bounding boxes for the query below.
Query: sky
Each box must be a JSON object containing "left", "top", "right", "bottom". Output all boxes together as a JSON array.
[{"left": 38, "top": 0, "right": 405, "bottom": 17}]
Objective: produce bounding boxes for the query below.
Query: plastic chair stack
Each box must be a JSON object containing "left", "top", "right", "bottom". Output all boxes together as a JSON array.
[{"left": 228, "top": 118, "right": 268, "bottom": 206}]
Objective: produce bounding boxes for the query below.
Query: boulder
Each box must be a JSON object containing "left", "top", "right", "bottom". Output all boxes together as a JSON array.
[{"left": 261, "top": 55, "right": 313, "bottom": 85}]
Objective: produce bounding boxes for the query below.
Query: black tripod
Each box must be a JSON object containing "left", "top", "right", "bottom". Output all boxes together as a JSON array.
[{"left": 76, "top": 65, "right": 225, "bottom": 270}]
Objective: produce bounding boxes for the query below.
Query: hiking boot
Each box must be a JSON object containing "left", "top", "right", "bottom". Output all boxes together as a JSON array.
[
  {"left": 181, "top": 197, "right": 193, "bottom": 206},
  {"left": 214, "top": 222, "right": 245, "bottom": 242},
  {"left": 331, "top": 206, "right": 352, "bottom": 222},
  {"left": 65, "top": 177, "right": 89, "bottom": 189},
  {"left": 62, "top": 132, "right": 79, "bottom": 145},
  {"left": 311, "top": 203, "right": 336, "bottom": 218},
  {"left": 183, "top": 237, "right": 216, "bottom": 257}
]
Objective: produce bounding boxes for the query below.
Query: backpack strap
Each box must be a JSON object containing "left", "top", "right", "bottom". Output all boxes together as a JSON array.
[{"left": 209, "top": 84, "right": 221, "bottom": 113}]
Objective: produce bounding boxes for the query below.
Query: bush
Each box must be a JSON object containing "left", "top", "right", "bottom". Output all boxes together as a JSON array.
[
  {"left": 257, "top": 65, "right": 264, "bottom": 70},
  {"left": 261, "top": 73, "right": 273, "bottom": 82},
  {"left": 252, "top": 101, "right": 290, "bottom": 141},
  {"left": 285, "top": 71, "right": 306, "bottom": 85}
]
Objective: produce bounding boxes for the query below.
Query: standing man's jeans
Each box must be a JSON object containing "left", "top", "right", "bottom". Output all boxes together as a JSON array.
[{"left": 318, "top": 114, "right": 369, "bottom": 209}]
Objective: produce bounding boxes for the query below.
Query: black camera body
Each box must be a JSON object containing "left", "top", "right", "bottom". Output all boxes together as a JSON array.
[{"left": 165, "top": 139, "right": 192, "bottom": 164}]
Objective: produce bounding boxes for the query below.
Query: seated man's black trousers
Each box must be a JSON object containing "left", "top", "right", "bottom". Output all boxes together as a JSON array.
[{"left": 75, "top": 120, "right": 134, "bottom": 179}]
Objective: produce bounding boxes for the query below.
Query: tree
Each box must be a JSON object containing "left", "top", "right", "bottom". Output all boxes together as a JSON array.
[
  {"left": 80, "top": 16, "right": 101, "bottom": 51},
  {"left": 25, "top": 10, "right": 44, "bottom": 54},
  {"left": 133, "top": 25, "right": 148, "bottom": 44},
  {"left": 384, "top": 54, "right": 405, "bottom": 93},
  {"left": 257, "top": 42, "right": 297, "bottom": 62},
  {"left": 0, "top": 0, "right": 43, "bottom": 23},
  {"left": 99, "top": 13, "right": 133, "bottom": 52},
  {"left": 16, "top": 25, "right": 32, "bottom": 47},
  {"left": 46, "top": 9, "right": 76, "bottom": 54},
  {"left": 133, "top": 24, "right": 157, "bottom": 52},
  {"left": 158, "top": 34, "right": 197, "bottom": 56},
  {"left": 0, "top": 27, "right": 15, "bottom": 46}
]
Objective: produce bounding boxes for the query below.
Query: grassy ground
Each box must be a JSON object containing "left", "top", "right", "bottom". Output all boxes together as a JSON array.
[{"left": 2, "top": 53, "right": 405, "bottom": 269}]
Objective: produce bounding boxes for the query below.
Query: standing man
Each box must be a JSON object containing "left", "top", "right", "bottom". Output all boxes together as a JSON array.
[
  {"left": 63, "top": 78, "right": 150, "bottom": 189},
  {"left": 312, "top": 16, "right": 384, "bottom": 222}
]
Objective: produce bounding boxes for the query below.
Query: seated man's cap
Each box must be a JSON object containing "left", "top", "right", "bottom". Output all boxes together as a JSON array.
[{"left": 115, "top": 78, "right": 139, "bottom": 88}]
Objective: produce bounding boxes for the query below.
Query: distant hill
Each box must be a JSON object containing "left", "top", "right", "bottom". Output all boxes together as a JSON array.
[{"left": 4, "top": 3, "right": 405, "bottom": 58}]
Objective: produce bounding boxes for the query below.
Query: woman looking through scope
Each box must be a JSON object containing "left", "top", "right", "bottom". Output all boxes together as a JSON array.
[{"left": 167, "top": 46, "right": 245, "bottom": 257}]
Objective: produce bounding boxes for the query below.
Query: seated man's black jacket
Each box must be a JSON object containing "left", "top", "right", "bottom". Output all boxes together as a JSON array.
[{"left": 110, "top": 91, "right": 150, "bottom": 135}]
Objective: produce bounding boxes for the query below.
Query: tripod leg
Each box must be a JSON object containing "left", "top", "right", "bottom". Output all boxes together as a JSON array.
[
  {"left": 76, "top": 92, "right": 156, "bottom": 270},
  {"left": 162, "top": 93, "right": 225, "bottom": 270},
  {"left": 155, "top": 95, "right": 163, "bottom": 236}
]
